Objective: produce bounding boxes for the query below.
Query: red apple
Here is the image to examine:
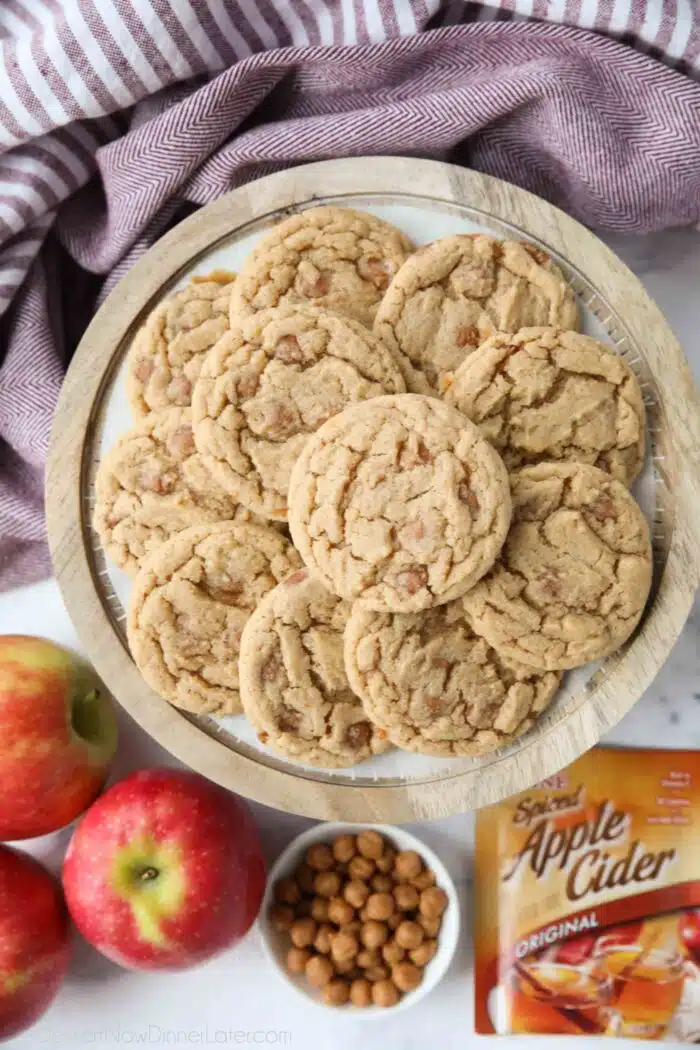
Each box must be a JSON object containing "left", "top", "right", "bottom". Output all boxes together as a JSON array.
[
  {"left": 0, "top": 635, "right": 118, "bottom": 840},
  {"left": 0, "top": 845, "right": 72, "bottom": 1041},
  {"left": 62, "top": 768, "right": 266, "bottom": 970},
  {"left": 680, "top": 910, "right": 700, "bottom": 965}
]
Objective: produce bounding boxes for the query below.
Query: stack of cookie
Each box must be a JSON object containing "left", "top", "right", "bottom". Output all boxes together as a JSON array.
[{"left": 94, "top": 206, "right": 653, "bottom": 770}]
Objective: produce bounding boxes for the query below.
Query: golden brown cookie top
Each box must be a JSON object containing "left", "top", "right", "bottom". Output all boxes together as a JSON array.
[
  {"left": 126, "top": 271, "right": 234, "bottom": 417},
  {"left": 192, "top": 305, "right": 405, "bottom": 521},
  {"left": 344, "top": 600, "right": 561, "bottom": 757},
  {"left": 239, "top": 568, "right": 390, "bottom": 767},
  {"left": 127, "top": 521, "right": 302, "bottom": 716},
  {"left": 444, "top": 327, "right": 645, "bottom": 485},
  {"left": 287, "top": 394, "right": 512, "bottom": 612},
  {"left": 374, "top": 235, "right": 579, "bottom": 394},
  {"left": 230, "top": 207, "right": 413, "bottom": 329},
  {"left": 462, "top": 461, "right": 653, "bottom": 670},
  {"left": 93, "top": 407, "right": 258, "bottom": 575}
]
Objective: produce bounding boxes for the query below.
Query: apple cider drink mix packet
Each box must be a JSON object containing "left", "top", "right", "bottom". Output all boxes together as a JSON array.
[{"left": 475, "top": 747, "right": 700, "bottom": 1042}]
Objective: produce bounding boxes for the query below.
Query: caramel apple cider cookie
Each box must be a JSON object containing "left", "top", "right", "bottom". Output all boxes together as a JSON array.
[
  {"left": 126, "top": 272, "right": 235, "bottom": 417},
  {"left": 287, "top": 394, "right": 512, "bottom": 612},
  {"left": 239, "top": 568, "right": 390, "bottom": 767},
  {"left": 444, "top": 327, "right": 645, "bottom": 485},
  {"left": 373, "top": 235, "right": 579, "bottom": 394},
  {"left": 230, "top": 207, "right": 413, "bottom": 329},
  {"left": 344, "top": 600, "right": 561, "bottom": 757},
  {"left": 191, "top": 305, "right": 405, "bottom": 522},
  {"left": 127, "top": 522, "right": 302, "bottom": 716},
  {"left": 462, "top": 462, "right": 653, "bottom": 670},
  {"left": 93, "top": 408, "right": 264, "bottom": 575}
]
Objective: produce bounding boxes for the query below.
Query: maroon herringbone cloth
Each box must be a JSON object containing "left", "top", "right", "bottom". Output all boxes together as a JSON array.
[{"left": 1, "top": 2, "right": 699, "bottom": 590}]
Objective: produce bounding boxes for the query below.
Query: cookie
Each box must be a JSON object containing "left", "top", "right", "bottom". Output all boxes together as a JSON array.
[
  {"left": 127, "top": 521, "right": 302, "bottom": 716},
  {"left": 344, "top": 600, "right": 561, "bottom": 757},
  {"left": 444, "top": 328, "right": 646, "bottom": 485},
  {"left": 230, "top": 207, "right": 413, "bottom": 329},
  {"left": 239, "top": 568, "right": 390, "bottom": 767},
  {"left": 192, "top": 305, "right": 406, "bottom": 521},
  {"left": 287, "top": 394, "right": 512, "bottom": 612},
  {"left": 93, "top": 407, "right": 260, "bottom": 575},
  {"left": 462, "top": 462, "right": 653, "bottom": 670},
  {"left": 126, "top": 272, "right": 235, "bottom": 417},
  {"left": 373, "top": 235, "right": 579, "bottom": 394}
]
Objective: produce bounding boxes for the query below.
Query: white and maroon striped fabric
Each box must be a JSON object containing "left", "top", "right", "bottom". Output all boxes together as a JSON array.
[{"left": 1, "top": 1, "right": 699, "bottom": 590}]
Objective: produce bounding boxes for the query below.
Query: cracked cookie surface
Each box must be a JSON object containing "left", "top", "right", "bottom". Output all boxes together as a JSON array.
[
  {"left": 462, "top": 462, "right": 652, "bottom": 670},
  {"left": 444, "top": 327, "right": 646, "bottom": 485},
  {"left": 126, "top": 271, "right": 235, "bottom": 417},
  {"left": 192, "top": 305, "right": 405, "bottom": 521},
  {"left": 287, "top": 394, "right": 512, "bottom": 612},
  {"left": 127, "top": 521, "right": 302, "bottom": 716},
  {"left": 374, "top": 235, "right": 579, "bottom": 394},
  {"left": 239, "top": 568, "right": 390, "bottom": 767},
  {"left": 344, "top": 600, "right": 561, "bottom": 757},
  {"left": 230, "top": 206, "right": 413, "bottom": 329},
  {"left": 93, "top": 407, "right": 262, "bottom": 575}
]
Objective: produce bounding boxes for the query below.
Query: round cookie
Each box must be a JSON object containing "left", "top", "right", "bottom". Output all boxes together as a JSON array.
[
  {"left": 344, "top": 600, "right": 561, "bottom": 757},
  {"left": 126, "top": 271, "right": 234, "bottom": 417},
  {"left": 373, "top": 235, "right": 579, "bottom": 394},
  {"left": 192, "top": 305, "right": 406, "bottom": 521},
  {"left": 93, "top": 407, "right": 261, "bottom": 575},
  {"left": 462, "top": 462, "right": 653, "bottom": 670},
  {"left": 239, "top": 568, "right": 390, "bottom": 767},
  {"left": 287, "top": 394, "right": 512, "bottom": 612},
  {"left": 230, "top": 206, "right": 413, "bottom": 329},
  {"left": 444, "top": 327, "right": 646, "bottom": 485},
  {"left": 127, "top": 521, "right": 302, "bottom": 716}
]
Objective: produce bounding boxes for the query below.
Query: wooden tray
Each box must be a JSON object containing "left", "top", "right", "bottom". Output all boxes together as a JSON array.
[{"left": 46, "top": 157, "right": 700, "bottom": 822}]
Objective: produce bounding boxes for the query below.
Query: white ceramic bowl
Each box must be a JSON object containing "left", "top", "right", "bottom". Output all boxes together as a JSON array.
[{"left": 258, "top": 822, "right": 460, "bottom": 1018}]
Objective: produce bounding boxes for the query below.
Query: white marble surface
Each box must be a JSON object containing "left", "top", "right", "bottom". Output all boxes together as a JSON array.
[{"left": 3, "top": 228, "right": 699, "bottom": 1049}]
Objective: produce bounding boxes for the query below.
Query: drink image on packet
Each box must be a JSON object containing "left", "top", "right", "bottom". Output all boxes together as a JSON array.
[{"left": 474, "top": 748, "right": 700, "bottom": 1041}]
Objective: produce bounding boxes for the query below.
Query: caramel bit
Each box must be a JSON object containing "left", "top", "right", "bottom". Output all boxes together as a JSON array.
[
  {"left": 258, "top": 731, "right": 269, "bottom": 743},
  {"left": 405, "top": 520, "right": 425, "bottom": 542},
  {"left": 210, "top": 577, "right": 244, "bottom": 606},
  {"left": 267, "top": 402, "right": 297, "bottom": 438},
  {"left": 590, "top": 497, "right": 616, "bottom": 521},
  {"left": 455, "top": 325, "right": 480, "bottom": 349},
  {"left": 297, "top": 272, "right": 330, "bottom": 298},
  {"left": 346, "top": 722, "right": 372, "bottom": 748},
  {"left": 395, "top": 567, "right": 428, "bottom": 596},
  {"left": 425, "top": 696, "right": 443, "bottom": 715},
  {"left": 278, "top": 705, "right": 301, "bottom": 733},
  {"left": 458, "top": 482, "right": 480, "bottom": 513},
  {"left": 523, "top": 243, "right": 550, "bottom": 266},
  {"left": 192, "top": 269, "right": 234, "bottom": 284},
  {"left": 261, "top": 655, "right": 282, "bottom": 682},
  {"left": 274, "top": 335, "right": 303, "bottom": 364},
  {"left": 400, "top": 439, "right": 432, "bottom": 469},
  {"left": 237, "top": 372, "right": 259, "bottom": 398},
  {"left": 134, "top": 356, "right": 154, "bottom": 383},
  {"left": 167, "top": 375, "right": 192, "bottom": 404},
  {"left": 285, "top": 569, "right": 308, "bottom": 586},
  {"left": 168, "top": 425, "right": 195, "bottom": 459},
  {"left": 541, "top": 574, "right": 561, "bottom": 599},
  {"left": 432, "top": 657, "right": 451, "bottom": 670},
  {"left": 357, "top": 256, "right": 392, "bottom": 289},
  {"left": 139, "top": 467, "right": 176, "bottom": 495}
]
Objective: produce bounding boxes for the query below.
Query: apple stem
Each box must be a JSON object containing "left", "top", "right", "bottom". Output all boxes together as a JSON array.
[{"left": 139, "top": 867, "right": 159, "bottom": 882}]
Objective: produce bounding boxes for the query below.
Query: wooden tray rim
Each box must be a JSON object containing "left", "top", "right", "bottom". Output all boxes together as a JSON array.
[{"left": 47, "top": 157, "right": 700, "bottom": 821}]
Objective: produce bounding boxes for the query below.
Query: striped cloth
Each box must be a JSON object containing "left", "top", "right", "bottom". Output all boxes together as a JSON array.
[{"left": 1, "top": 2, "right": 699, "bottom": 590}]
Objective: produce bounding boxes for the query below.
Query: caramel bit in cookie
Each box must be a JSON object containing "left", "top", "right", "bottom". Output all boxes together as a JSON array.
[
  {"left": 135, "top": 357, "right": 154, "bottom": 382},
  {"left": 432, "top": 657, "right": 451, "bottom": 670},
  {"left": 167, "top": 425, "right": 196, "bottom": 459},
  {"left": 139, "top": 467, "right": 176, "bottom": 495},
  {"left": 541, "top": 573, "right": 561, "bottom": 599},
  {"left": 357, "top": 256, "right": 392, "bottom": 289},
  {"left": 210, "top": 577, "right": 244, "bottom": 606},
  {"left": 458, "top": 481, "right": 480, "bottom": 513},
  {"left": 399, "top": 438, "right": 432, "bottom": 469},
  {"left": 395, "top": 568, "right": 428, "bottom": 596},
  {"left": 296, "top": 270, "right": 330, "bottom": 298},
  {"left": 590, "top": 497, "right": 616, "bottom": 521},
  {"left": 425, "top": 696, "right": 444, "bottom": 716},
  {"left": 167, "top": 375, "right": 192, "bottom": 404},
  {"left": 274, "top": 334, "right": 304, "bottom": 363},
  {"left": 345, "top": 722, "right": 372, "bottom": 749},
  {"left": 402, "top": 520, "right": 425, "bottom": 543},
  {"left": 455, "top": 325, "right": 480, "bottom": 348},
  {"left": 261, "top": 655, "right": 282, "bottom": 682},
  {"left": 522, "top": 243, "right": 550, "bottom": 265},
  {"left": 266, "top": 401, "right": 298, "bottom": 438},
  {"left": 285, "top": 569, "right": 308, "bottom": 586},
  {"left": 278, "top": 706, "right": 301, "bottom": 733},
  {"left": 237, "top": 372, "right": 259, "bottom": 398}
]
